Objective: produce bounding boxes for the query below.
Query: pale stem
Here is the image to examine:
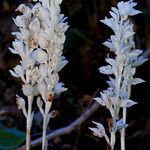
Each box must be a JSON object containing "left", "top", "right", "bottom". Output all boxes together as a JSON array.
[
  {"left": 42, "top": 114, "right": 48, "bottom": 150},
  {"left": 121, "top": 85, "right": 131, "bottom": 150},
  {"left": 26, "top": 96, "right": 33, "bottom": 150},
  {"left": 110, "top": 62, "right": 123, "bottom": 150},
  {"left": 110, "top": 131, "right": 116, "bottom": 150},
  {"left": 121, "top": 108, "right": 127, "bottom": 150},
  {"left": 42, "top": 101, "right": 52, "bottom": 150}
]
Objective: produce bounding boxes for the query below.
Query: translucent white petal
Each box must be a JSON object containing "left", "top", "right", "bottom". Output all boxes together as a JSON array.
[
  {"left": 13, "top": 16, "right": 25, "bottom": 28},
  {"left": 132, "top": 57, "right": 148, "bottom": 67},
  {"left": 99, "top": 65, "right": 112, "bottom": 75},
  {"left": 9, "top": 48, "right": 18, "bottom": 54},
  {"left": 89, "top": 127, "right": 103, "bottom": 138},
  {"left": 55, "top": 59, "right": 68, "bottom": 72},
  {"left": 129, "top": 10, "right": 142, "bottom": 16},
  {"left": 115, "top": 119, "right": 128, "bottom": 131},
  {"left": 94, "top": 97, "right": 105, "bottom": 106},
  {"left": 9, "top": 70, "right": 19, "bottom": 78},
  {"left": 53, "top": 82, "right": 67, "bottom": 95},
  {"left": 120, "top": 99, "right": 137, "bottom": 108},
  {"left": 103, "top": 41, "right": 115, "bottom": 51},
  {"left": 132, "top": 78, "right": 145, "bottom": 85},
  {"left": 101, "top": 18, "right": 114, "bottom": 29}
]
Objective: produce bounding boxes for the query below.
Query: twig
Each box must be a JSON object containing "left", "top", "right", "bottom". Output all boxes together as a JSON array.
[{"left": 18, "top": 102, "right": 100, "bottom": 150}]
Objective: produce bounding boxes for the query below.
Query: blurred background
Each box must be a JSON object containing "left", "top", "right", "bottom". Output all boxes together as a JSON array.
[{"left": 0, "top": 0, "right": 150, "bottom": 149}]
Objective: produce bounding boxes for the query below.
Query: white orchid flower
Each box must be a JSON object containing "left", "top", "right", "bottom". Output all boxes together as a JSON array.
[{"left": 53, "top": 82, "right": 67, "bottom": 95}]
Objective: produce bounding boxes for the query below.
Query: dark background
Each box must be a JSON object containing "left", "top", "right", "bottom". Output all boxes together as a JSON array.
[{"left": 0, "top": 0, "right": 150, "bottom": 149}]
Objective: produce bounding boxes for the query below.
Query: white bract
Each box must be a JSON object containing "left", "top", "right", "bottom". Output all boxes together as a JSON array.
[
  {"left": 115, "top": 119, "right": 128, "bottom": 132},
  {"left": 89, "top": 121, "right": 110, "bottom": 144}
]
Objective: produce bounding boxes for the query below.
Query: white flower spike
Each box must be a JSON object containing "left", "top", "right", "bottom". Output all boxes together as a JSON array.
[
  {"left": 90, "top": 1, "right": 146, "bottom": 150},
  {"left": 10, "top": 0, "right": 69, "bottom": 150}
]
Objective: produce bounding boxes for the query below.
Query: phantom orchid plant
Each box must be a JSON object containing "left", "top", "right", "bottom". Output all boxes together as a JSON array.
[
  {"left": 89, "top": 1, "right": 147, "bottom": 150},
  {"left": 33, "top": 0, "right": 69, "bottom": 149},
  {"left": 9, "top": 0, "right": 68, "bottom": 150}
]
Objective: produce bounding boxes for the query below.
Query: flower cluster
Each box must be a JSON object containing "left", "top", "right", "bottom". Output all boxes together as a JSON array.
[
  {"left": 11, "top": 0, "right": 68, "bottom": 101},
  {"left": 89, "top": 1, "right": 147, "bottom": 150},
  {"left": 9, "top": 0, "right": 69, "bottom": 149}
]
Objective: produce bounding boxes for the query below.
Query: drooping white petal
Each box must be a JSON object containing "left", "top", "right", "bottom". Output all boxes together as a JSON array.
[
  {"left": 9, "top": 65, "right": 24, "bottom": 78},
  {"left": 104, "top": 87, "right": 114, "bottom": 97},
  {"left": 9, "top": 70, "right": 20, "bottom": 78},
  {"left": 94, "top": 97, "right": 105, "bottom": 106},
  {"left": 132, "top": 78, "right": 145, "bottom": 85},
  {"left": 109, "top": 10, "right": 118, "bottom": 20},
  {"left": 129, "top": 9, "right": 142, "bottom": 16},
  {"left": 105, "top": 57, "right": 116, "bottom": 66},
  {"left": 132, "top": 57, "right": 148, "bottom": 67},
  {"left": 115, "top": 119, "right": 128, "bottom": 132},
  {"left": 103, "top": 41, "right": 115, "bottom": 51},
  {"left": 90, "top": 121, "right": 110, "bottom": 144},
  {"left": 89, "top": 127, "right": 103, "bottom": 138},
  {"left": 120, "top": 99, "right": 137, "bottom": 108},
  {"left": 53, "top": 82, "right": 67, "bottom": 95},
  {"left": 99, "top": 65, "right": 112, "bottom": 75},
  {"left": 13, "top": 16, "right": 26, "bottom": 28},
  {"left": 101, "top": 18, "right": 114, "bottom": 30},
  {"left": 100, "top": 92, "right": 111, "bottom": 109},
  {"left": 128, "top": 49, "right": 143, "bottom": 58},
  {"left": 14, "top": 65, "right": 24, "bottom": 74},
  {"left": 92, "top": 121, "right": 106, "bottom": 135},
  {"left": 12, "top": 40, "right": 24, "bottom": 52},
  {"left": 12, "top": 32, "right": 22, "bottom": 41},
  {"left": 107, "top": 77, "right": 115, "bottom": 87},
  {"left": 55, "top": 59, "right": 68, "bottom": 72}
]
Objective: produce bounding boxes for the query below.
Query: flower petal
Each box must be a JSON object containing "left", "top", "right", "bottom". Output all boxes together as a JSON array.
[
  {"left": 120, "top": 99, "right": 137, "bottom": 108},
  {"left": 99, "top": 65, "right": 112, "bottom": 75}
]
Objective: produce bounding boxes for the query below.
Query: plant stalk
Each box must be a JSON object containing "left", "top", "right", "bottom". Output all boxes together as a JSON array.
[
  {"left": 26, "top": 96, "right": 33, "bottom": 150},
  {"left": 42, "top": 115, "right": 48, "bottom": 150},
  {"left": 121, "top": 108, "right": 127, "bottom": 150},
  {"left": 110, "top": 131, "right": 116, "bottom": 150},
  {"left": 121, "top": 85, "right": 130, "bottom": 150}
]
